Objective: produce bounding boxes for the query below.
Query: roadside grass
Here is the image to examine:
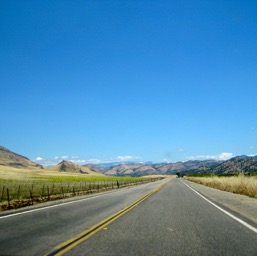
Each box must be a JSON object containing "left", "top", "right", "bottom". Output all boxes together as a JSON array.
[
  {"left": 0, "top": 166, "right": 162, "bottom": 211},
  {"left": 185, "top": 175, "right": 257, "bottom": 198}
]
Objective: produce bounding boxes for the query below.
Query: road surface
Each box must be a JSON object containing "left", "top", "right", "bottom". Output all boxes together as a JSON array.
[
  {"left": 0, "top": 178, "right": 257, "bottom": 255},
  {"left": 0, "top": 178, "right": 168, "bottom": 255}
]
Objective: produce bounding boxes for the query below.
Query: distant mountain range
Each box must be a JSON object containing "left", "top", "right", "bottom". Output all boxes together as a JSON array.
[
  {"left": 84, "top": 156, "right": 257, "bottom": 176},
  {"left": 1, "top": 146, "right": 257, "bottom": 176},
  {"left": 84, "top": 159, "right": 223, "bottom": 176}
]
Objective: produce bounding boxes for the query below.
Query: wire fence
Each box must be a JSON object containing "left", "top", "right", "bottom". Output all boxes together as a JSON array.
[{"left": 0, "top": 178, "right": 163, "bottom": 211}]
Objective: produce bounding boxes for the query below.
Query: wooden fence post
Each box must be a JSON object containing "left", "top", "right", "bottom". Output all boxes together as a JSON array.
[
  {"left": 1, "top": 186, "right": 5, "bottom": 201},
  {"left": 7, "top": 188, "right": 10, "bottom": 210},
  {"left": 29, "top": 189, "right": 33, "bottom": 205}
]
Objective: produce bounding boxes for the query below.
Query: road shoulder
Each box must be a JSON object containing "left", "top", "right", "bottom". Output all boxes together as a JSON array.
[{"left": 183, "top": 179, "right": 257, "bottom": 226}]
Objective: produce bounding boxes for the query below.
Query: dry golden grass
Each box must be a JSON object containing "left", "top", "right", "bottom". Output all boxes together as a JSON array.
[
  {"left": 0, "top": 165, "right": 103, "bottom": 181},
  {"left": 0, "top": 165, "right": 163, "bottom": 210},
  {"left": 185, "top": 175, "right": 257, "bottom": 198}
]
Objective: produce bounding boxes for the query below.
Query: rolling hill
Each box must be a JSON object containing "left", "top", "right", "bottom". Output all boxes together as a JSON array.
[
  {"left": 212, "top": 156, "right": 257, "bottom": 174},
  {"left": 0, "top": 146, "right": 43, "bottom": 169},
  {"left": 0, "top": 146, "right": 103, "bottom": 177},
  {"left": 2, "top": 145, "right": 256, "bottom": 176},
  {"left": 85, "top": 160, "right": 223, "bottom": 176},
  {"left": 47, "top": 160, "right": 104, "bottom": 176}
]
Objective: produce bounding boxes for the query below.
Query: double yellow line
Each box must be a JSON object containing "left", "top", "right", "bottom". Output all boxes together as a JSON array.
[{"left": 45, "top": 179, "right": 170, "bottom": 256}]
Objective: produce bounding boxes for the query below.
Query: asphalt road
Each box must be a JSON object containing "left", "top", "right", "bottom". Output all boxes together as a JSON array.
[
  {"left": 65, "top": 178, "right": 257, "bottom": 256},
  {"left": 0, "top": 178, "right": 257, "bottom": 256},
  {"left": 0, "top": 178, "right": 168, "bottom": 256}
]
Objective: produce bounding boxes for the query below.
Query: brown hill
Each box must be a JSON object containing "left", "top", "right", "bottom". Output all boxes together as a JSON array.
[
  {"left": 212, "top": 156, "right": 257, "bottom": 174},
  {"left": 0, "top": 146, "right": 43, "bottom": 169},
  {"left": 47, "top": 160, "right": 104, "bottom": 176},
  {"left": 91, "top": 160, "right": 223, "bottom": 177},
  {"left": 102, "top": 163, "right": 158, "bottom": 176},
  {"left": 152, "top": 160, "right": 222, "bottom": 174},
  {"left": 83, "top": 164, "right": 106, "bottom": 174}
]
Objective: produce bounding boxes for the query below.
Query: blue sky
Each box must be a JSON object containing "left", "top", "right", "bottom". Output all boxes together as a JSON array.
[{"left": 1, "top": 0, "right": 257, "bottom": 165}]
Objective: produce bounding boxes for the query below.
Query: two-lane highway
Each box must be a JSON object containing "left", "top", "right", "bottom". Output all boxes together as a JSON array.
[{"left": 1, "top": 178, "right": 257, "bottom": 256}]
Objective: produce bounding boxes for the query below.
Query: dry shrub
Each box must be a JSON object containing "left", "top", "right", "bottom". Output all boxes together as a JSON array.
[{"left": 186, "top": 175, "right": 257, "bottom": 198}]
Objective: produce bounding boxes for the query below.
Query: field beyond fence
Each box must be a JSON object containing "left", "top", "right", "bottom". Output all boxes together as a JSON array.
[
  {"left": 185, "top": 175, "right": 257, "bottom": 198},
  {"left": 0, "top": 176, "right": 163, "bottom": 211}
]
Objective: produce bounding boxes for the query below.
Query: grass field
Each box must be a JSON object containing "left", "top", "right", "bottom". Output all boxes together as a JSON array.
[
  {"left": 0, "top": 166, "right": 163, "bottom": 211},
  {"left": 185, "top": 175, "right": 257, "bottom": 198}
]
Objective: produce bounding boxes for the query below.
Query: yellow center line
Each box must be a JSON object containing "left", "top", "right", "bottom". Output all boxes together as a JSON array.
[{"left": 44, "top": 179, "right": 171, "bottom": 256}]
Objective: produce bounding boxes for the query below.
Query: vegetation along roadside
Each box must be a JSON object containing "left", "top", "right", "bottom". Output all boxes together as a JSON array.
[
  {"left": 185, "top": 174, "right": 257, "bottom": 199},
  {"left": 0, "top": 175, "right": 163, "bottom": 211}
]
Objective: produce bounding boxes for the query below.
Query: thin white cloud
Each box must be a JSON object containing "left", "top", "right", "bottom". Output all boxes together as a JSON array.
[
  {"left": 249, "top": 146, "right": 255, "bottom": 149},
  {"left": 178, "top": 149, "right": 184, "bottom": 152},
  {"left": 34, "top": 155, "right": 143, "bottom": 166},
  {"left": 35, "top": 157, "right": 44, "bottom": 161},
  {"left": 115, "top": 155, "right": 141, "bottom": 161},
  {"left": 187, "top": 152, "right": 234, "bottom": 161},
  {"left": 217, "top": 153, "right": 234, "bottom": 160}
]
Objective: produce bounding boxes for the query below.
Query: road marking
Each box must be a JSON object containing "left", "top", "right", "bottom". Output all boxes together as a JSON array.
[
  {"left": 182, "top": 180, "right": 257, "bottom": 234},
  {"left": 0, "top": 190, "right": 120, "bottom": 219},
  {"left": 0, "top": 181, "right": 164, "bottom": 220},
  {"left": 44, "top": 179, "right": 171, "bottom": 256}
]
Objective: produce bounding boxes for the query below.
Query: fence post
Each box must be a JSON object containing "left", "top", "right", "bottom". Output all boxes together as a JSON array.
[
  {"left": 29, "top": 189, "right": 33, "bottom": 205},
  {"left": 1, "top": 186, "right": 5, "bottom": 201},
  {"left": 7, "top": 188, "right": 10, "bottom": 210}
]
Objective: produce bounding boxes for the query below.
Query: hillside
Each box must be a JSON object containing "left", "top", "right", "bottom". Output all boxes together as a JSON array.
[
  {"left": 47, "top": 160, "right": 104, "bottom": 176},
  {"left": 212, "top": 156, "right": 257, "bottom": 174},
  {"left": 83, "top": 164, "right": 106, "bottom": 174},
  {"left": 103, "top": 164, "right": 158, "bottom": 176},
  {"left": 0, "top": 146, "right": 43, "bottom": 169},
  {"left": 153, "top": 160, "right": 222, "bottom": 174},
  {"left": 92, "top": 160, "right": 223, "bottom": 177},
  {"left": 1, "top": 145, "right": 256, "bottom": 176}
]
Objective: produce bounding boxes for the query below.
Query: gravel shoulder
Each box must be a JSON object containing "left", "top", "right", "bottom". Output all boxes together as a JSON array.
[{"left": 183, "top": 178, "right": 257, "bottom": 226}]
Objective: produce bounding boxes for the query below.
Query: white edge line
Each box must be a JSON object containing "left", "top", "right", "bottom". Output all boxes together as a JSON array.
[
  {"left": 0, "top": 190, "right": 120, "bottom": 219},
  {"left": 0, "top": 180, "right": 165, "bottom": 220},
  {"left": 182, "top": 180, "right": 257, "bottom": 234}
]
